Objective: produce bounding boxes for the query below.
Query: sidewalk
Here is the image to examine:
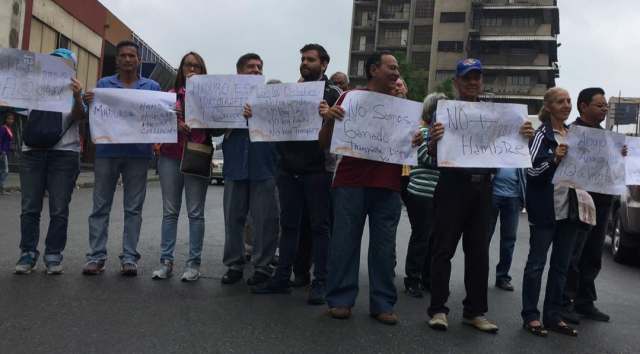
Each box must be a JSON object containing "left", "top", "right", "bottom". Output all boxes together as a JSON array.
[{"left": 2, "top": 171, "right": 160, "bottom": 192}]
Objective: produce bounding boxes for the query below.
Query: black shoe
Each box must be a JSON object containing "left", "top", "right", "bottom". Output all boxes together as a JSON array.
[
  {"left": 559, "top": 307, "right": 581, "bottom": 325},
  {"left": 404, "top": 277, "right": 424, "bottom": 298},
  {"left": 251, "top": 279, "right": 292, "bottom": 294},
  {"left": 495, "top": 280, "right": 514, "bottom": 292},
  {"left": 307, "top": 280, "right": 326, "bottom": 305},
  {"left": 221, "top": 269, "right": 243, "bottom": 285},
  {"left": 290, "top": 275, "right": 311, "bottom": 288},
  {"left": 575, "top": 305, "right": 610, "bottom": 322},
  {"left": 246, "top": 271, "right": 270, "bottom": 286}
]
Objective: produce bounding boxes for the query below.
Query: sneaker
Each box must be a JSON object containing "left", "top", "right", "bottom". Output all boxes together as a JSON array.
[
  {"left": 575, "top": 305, "right": 610, "bottom": 322},
  {"left": 328, "top": 307, "right": 352, "bottom": 320},
  {"left": 428, "top": 313, "right": 448, "bottom": 331},
  {"left": 495, "top": 279, "right": 515, "bottom": 292},
  {"left": 371, "top": 312, "right": 399, "bottom": 326},
  {"left": 45, "top": 262, "right": 64, "bottom": 275},
  {"left": 307, "top": 280, "right": 326, "bottom": 305},
  {"left": 463, "top": 316, "right": 499, "bottom": 333},
  {"left": 246, "top": 271, "right": 270, "bottom": 286},
  {"left": 120, "top": 262, "right": 138, "bottom": 277},
  {"left": 251, "top": 279, "right": 292, "bottom": 294},
  {"left": 152, "top": 261, "right": 173, "bottom": 280},
  {"left": 404, "top": 277, "right": 424, "bottom": 298},
  {"left": 221, "top": 269, "right": 243, "bottom": 285},
  {"left": 15, "top": 253, "right": 38, "bottom": 274},
  {"left": 181, "top": 267, "right": 201, "bottom": 282},
  {"left": 82, "top": 260, "right": 106, "bottom": 275}
]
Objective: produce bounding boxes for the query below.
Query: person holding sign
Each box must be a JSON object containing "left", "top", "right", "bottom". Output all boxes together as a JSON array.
[
  {"left": 318, "top": 51, "right": 423, "bottom": 325},
  {"left": 82, "top": 41, "right": 161, "bottom": 277},
  {"left": 561, "top": 88, "right": 626, "bottom": 324},
  {"left": 151, "top": 52, "right": 213, "bottom": 282},
  {"left": 426, "top": 59, "right": 534, "bottom": 333},
  {"left": 14, "top": 48, "right": 86, "bottom": 275},
  {"left": 250, "top": 44, "right": 341, "bottom": 305},
  {"left": 220, "top": 53, "right": 279, "bottom": 287}
]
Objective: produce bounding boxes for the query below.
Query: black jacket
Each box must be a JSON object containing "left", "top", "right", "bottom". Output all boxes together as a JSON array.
[{"left": 276, "top": 75, "right": 341, "bottom": 175}]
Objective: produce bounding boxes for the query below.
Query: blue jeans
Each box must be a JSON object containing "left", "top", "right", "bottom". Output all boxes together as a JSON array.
[
  {"left": 488, "top": 195, "right": 521, "bottom": 283},
  {"left": 87, "top": 157, "right": 149, "bottom": 264},
  {"left": 273, "top": 171, "right": 331, "bottom": 284},
  {"left": 326, "top": 187, "right": 401, "bottom": 314},
  {"left": 521, "top": 220, "right": 578, "bottom": 325},
  {"left": 158, "top": 156, "right": 208, "bottom": 267},
  {"left": 0, "top": 152, "right": 8, "bottom": 189},
  {"left": 19, "top": 150, "right": 80, "bottom": 264}
]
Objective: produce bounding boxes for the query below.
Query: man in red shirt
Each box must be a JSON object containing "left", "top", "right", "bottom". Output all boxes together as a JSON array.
[{"left": 318, "top": 51, "right": 422, "bottom": 325}]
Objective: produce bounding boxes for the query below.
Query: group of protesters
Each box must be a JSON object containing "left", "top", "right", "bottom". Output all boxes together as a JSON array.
[{"left": 0, "top": 40, "right": 619, "bottom": 337}]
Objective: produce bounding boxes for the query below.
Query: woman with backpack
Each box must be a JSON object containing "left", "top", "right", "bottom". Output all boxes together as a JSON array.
[
  {"left": 151, "top": 52, "right": 213, "bottom": 282},
  {"left": 0, "top": 112, "right": 16, "bottom": 195},
  {"left": 15, "top": 48, "right": 86, "bottom": 275}
]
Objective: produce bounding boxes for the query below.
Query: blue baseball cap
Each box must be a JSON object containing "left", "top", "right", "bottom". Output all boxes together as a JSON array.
[
  {"left": 456, "top": 58, "right": 482, "bottom": 77},
  {"left": 50, "top": 48, "right": 78, "bottom": 67}
]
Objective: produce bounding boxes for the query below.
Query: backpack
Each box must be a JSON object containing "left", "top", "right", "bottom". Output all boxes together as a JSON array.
[{"left": 23, "top": 110, "right": 73, "bottom": 149}]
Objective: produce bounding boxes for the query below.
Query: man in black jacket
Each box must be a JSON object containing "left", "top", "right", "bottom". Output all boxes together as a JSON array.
[
  {"left": 252, "top": 44, "right": 341, "bottom": 305},
  {"left": 562, "top": 87, "right": 626, "bottom": 323}
]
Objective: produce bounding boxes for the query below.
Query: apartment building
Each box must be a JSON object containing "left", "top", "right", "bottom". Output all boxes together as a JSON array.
[{"left": 348, "top": 0, "right": 560, "bottom": 114}]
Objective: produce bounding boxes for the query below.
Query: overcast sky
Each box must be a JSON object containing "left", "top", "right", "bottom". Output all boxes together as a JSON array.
[{"left": 99, "top": 0, "right": 640, "bottom": 103}]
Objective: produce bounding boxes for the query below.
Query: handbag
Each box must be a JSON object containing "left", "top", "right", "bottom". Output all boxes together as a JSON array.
[{"left": 180, "top": 141, "right": 213, "bottom": 179}]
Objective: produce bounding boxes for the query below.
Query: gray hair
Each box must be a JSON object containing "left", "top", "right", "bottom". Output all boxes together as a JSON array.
[
  {"left": 266, "top": 79, "right": 282, "bottom": 85},
  {"left": 423, "top": 92, "right": 447, "bottom": 122}
]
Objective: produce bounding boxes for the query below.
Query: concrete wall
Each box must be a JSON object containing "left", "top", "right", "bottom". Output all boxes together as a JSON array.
[{"left": 0, "top": 0, "right": 26, "bottom": 48}]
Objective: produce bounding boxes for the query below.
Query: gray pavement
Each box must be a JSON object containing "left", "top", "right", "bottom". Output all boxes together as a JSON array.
[{"left": 0, "top": 183, "right": 639, "bottom": 354}]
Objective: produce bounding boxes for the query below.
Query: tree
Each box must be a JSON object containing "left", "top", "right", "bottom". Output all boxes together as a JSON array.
[
  {"left": 394, "top": 52, "right": 428, "bottom": 102},
  {"left": 433, "top": 78, "right": 455, "bottom": 99}
]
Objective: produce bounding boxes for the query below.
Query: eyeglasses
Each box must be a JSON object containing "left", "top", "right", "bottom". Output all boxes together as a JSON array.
[{"left": 184, "top": 63, "right": 203, "bottom": 70}]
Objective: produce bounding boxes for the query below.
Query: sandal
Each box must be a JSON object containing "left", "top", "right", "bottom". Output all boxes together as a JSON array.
[
  {"left": 523, "top": 322, "right": 548, "bottom": 337},
  {"left": 548, "top": 322, "right": 578, "bottom": 337}
]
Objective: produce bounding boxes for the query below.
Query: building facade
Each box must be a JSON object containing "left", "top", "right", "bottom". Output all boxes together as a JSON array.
[{"left": 348, "top": 0, "right": 560, "bottom": 114}]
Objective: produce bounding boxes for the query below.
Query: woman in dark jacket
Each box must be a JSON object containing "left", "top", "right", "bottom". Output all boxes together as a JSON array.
[{"left": 521, "top": 87, "right": 585, "bottom": 337}]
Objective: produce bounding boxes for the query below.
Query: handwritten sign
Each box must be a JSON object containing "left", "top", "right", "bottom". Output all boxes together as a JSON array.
[
  {"left": 0, "top": 48, "right": 74, "bottom": 113},
  {"left": 330, "top": 90, "right": 421, "bottom": 165},
  {"left": 89, "top": 88, "right": 177, "bottom": 144},
  {"left": 247, "top": 81, "right": 324, "bottom": 142},
  {"left": 553, "top": 125, "right": 626, "bottom": 195},
  {"left": 185, "top": 74, "right": 264, "bottom": 129},
  {"left": 436, "top": 100, "right": 531, "bottom": 168},
  {"left": 625, "top": 136, "right": 640, "bottom": 185}
]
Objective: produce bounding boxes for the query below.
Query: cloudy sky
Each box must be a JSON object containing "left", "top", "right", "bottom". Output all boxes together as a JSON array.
[{"left": 99, "top": 0, "right": 640, "bottom": 102}]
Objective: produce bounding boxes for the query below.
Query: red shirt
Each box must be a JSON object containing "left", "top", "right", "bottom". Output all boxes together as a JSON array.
[
  {"left": 331, "top": 90, "right": 403, "bottom": 192},
  {"left": 159, "top": 87, "right": 209, "bottom": 160}
]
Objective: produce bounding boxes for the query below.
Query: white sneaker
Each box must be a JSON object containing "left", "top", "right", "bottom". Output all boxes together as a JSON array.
[
  {"left": 181, "top": 267, "right": 200, "bottom": 282},
  {"left": 45, "top": 263, "right": 64, "bottom": 275},
  {"left": 152, "top": 261, "right": 173, "bottom": 280},
  {"left": 463, "top": 316, "right": 499, "bottom": 333},
  {"left": 428, "top": 313, "right": 448, "bottom": 331}
]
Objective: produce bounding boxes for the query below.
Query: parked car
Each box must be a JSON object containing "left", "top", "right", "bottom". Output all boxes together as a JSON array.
[
  {"left": 210, "top": 137, "right": 224, "bottom": 185},
  {"left": 607, "top": 186, "right": 640, "bottom": 264}
]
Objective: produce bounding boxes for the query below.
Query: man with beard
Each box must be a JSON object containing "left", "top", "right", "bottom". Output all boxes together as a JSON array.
[{"left": 251, "top": 44, "right": 341, "bottom": 305}]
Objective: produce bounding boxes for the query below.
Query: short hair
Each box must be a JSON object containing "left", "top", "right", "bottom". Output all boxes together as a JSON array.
[
  {"left": 577, "top": 87, "right": 606, "bottom": 114},
  {"left": 300, "top": 43, "right": 330, "bottom": 64},
  {"left": 116, "top": 40, "right": 140, "bottom": 57},
  {"left": 236, "top": 53, "right": 263, "bottom": 72},
  {"left": 330, "top": 71, "right": 348, "bottom": 83},
  {"left": 365, "top": 51, "right": 394, "bottom": 80}
]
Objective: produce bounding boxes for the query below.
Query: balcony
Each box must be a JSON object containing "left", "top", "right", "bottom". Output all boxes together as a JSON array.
[
  {"left": 378, "top": 39, "right": 408, "bottom": 49},
  {"left": 478, "top": 53, "right": 551, "bottom": 67},
  {"left": 481, "top": 0, "right": 557, "bottom": 8},
  {"left": 351, "top": 44, "right": 376, "bottom": 53},
  {"left": 480, "top": 23, "right": 553, "bottom": 36},
  {"left": 484, "top": 83, "right": 548, "bottom": 96}
]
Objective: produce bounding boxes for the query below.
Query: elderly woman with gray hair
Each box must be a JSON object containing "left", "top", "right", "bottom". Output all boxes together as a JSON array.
[{"left": 403, "top": 92, "right": 447, "bottom": 298}]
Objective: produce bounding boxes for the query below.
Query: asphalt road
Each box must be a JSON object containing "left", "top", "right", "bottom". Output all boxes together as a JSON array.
[{"left": 0, "top": 183, "right": 638, "bottom": 354}]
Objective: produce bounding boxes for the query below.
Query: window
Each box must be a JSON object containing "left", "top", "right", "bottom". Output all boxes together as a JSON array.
[
  {"left": 440, "top": 12, "right": 466, "bottom": 23},
  {"left": 357, "top": 60, "right": 365, "bottom": 77},
  {"left": 512, "top": 16, "right": 536, "bottom": 26},
  {"left": 57, "top": 34, "right": 70, "bottom": 49},
  {"left": 438, "top": 41, "right": 464, "bottom": 52},
  {"left": 436, "top": 70, "right": 455, "bottom": 82},
  {"left": 412, "top": 52, "right": 430, "bottom": 70},
  {"left": 383, "top": 28, "right": 401, "bottom": 40},
  {"left": 413, "top": 25, "right": 433, "bottom": 45},
  {"left": 415, "top": 0, "right": 434, "bottom": 18},
  {"left": 481, "top": 16, "right": 503, "bottom": 27},
  {"left": 508, "top": 75, "right": 531, "bottom": 86}
]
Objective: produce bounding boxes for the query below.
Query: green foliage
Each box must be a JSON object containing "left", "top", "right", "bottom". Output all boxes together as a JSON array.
[
  {"left": 433, "top": 78, "right": 455, "bottom": 99},
  {"left": 394, "top": 51, "right": 428, "bottom": 102}
]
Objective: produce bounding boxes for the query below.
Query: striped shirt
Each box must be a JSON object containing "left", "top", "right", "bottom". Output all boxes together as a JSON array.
[{"left": 407, "top": 127, "right": 440, "bottom": 198}]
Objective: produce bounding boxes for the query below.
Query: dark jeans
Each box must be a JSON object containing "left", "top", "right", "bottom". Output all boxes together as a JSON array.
[
  {"left": 19, "top": 150, "right": 80, "bottom": 264},
  {"left": 565, "top": 199, "right": 611, "bottom": 308},
  {"left": 522, "top": 220, "right": 579, "bottom": 326},
  {"left": 488, "top": 195, "right": 521, "bottom": 283},
  {"left": 404, "top": 192, "right": 434, "bottom": 287},
  {"left": 326, "top": 187, "right": 401, "bottom": 314},
  {"left": 428, "top": 171, "right": 492, "bottom": 318},
  {"left": 292, "top": 206, "right": 312, "bottom": 280},
  {"left": 273, "top": 172, "right": 331, "bottom": 283}
]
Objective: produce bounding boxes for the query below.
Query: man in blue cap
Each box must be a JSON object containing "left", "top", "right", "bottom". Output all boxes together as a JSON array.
[
  {"left": 425, "top": 58, "right": 534, "bottom": 333},
  {"left": 15, "top": 48, "right": 86, "bottom": 275}
]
